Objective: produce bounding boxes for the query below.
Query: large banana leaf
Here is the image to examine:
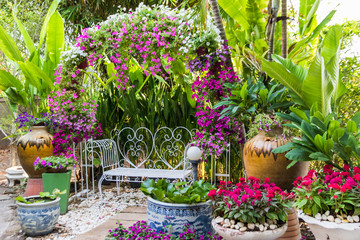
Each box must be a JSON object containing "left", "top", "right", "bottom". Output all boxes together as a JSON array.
[
  {"left": 38, "top": 0, "right": 61, "bottom": 51},
  {"left": 0, "top": 70, "right": 23, "bottom": 91},
  {"left": 300, "top": 0, "right": 320, "bottom": 36},
  {"left": 46, "top": 11, "right": 64, "bottom": 67},
  {"left": 217, "top": 0, "right": 249, "bottom": 30},
  {"left": 302, "top": 51, "right": 332, "bottom": 116},
  {"left": 0, "top": 24, "right": 23, "bottom": 62},
  {"left": 13, "top": 13, "right": 36, "bottom": 55},
  {"left": 262, "top": 57, "right": 304, "bottom": 101}
]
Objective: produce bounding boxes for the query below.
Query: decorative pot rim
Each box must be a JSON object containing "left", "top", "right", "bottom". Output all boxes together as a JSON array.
[
  {"left": 147, "top": 196, "right": 210, "bottom": 207},
  {"left": 16, "top": 196, "right": 60, "bottom": 208},
  {"left": 298, "top": 211, "right": 360, "bottom": 230},
  {"left": 211, "top": 219, "right": 288, "bottom": 236}
]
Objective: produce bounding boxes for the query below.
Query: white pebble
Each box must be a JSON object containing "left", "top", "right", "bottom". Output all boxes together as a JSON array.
[
  {"left": 321, "top": 214, "right": 327, "bottom": 221},
  {"left": 347, "top": 216, "right": 354, "bottom": 223},
  {"left": 236, "top": 222, "right": 244, "bottom": 227},
  {"left": 327, "top": 215, "right": 335, "bottom": 222},
  {"left": 259, "top": 224, "right": 265, "bottom": 232},
  {"left": 230, "top": 220, "right": 236, "bottom": 225},
  {"left": 240, "top": 227, "right": 247, "bottom": 232},
  {"left": 325, "top": 211, "right": 330, "bottom": 216},
  {"left": 223, "top": 223, "right": 231, "bottom": 228},
  {"left": 215, "top": 217, "right": 224, "bottom": 224},
  {"left": 335, "top": 218, "right": 342, "bottom": 224},
  {"left": 269, "top": 224, "right": 277, "bottom": 230},
  {"left": 315, "top": 213, "right": 322, "bottom": 220},
  {"left": 234, "top": 225, "right": 240, "bottom": 230},
  {"left": 230, "top": 225, "right": 235, "bottom": 229},
  {"left": 353, "top": 215, "right": 359, "bottom": 222},
  {"left": 248, "top": 223, "right": 255, "bottom": 230},
  {"left": 224, "top": 219, "right": 230, "bottom": 225}
]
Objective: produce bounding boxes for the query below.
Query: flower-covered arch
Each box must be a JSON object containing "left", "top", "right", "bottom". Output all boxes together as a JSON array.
[{"left": 49, "top": 4, "right": 221, "bottom": 156}]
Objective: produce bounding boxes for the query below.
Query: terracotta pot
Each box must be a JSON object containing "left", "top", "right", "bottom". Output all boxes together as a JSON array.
[
  {"left": 17, "top": 126, "right": 54, "bottom": 178},
  {"left": 243, "top": 131, "right": 309, "bottom": 191},
  {"left": 277, "top": 207, "right": 301, "bottom": 240}
]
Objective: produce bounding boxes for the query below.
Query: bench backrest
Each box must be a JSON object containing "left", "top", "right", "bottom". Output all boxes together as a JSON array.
[
  {"left": 110, "top": 127, "right": 195, "bottom": 171},
  {"left": 86, "top": 127, "right": 196, "bottom": 172}
]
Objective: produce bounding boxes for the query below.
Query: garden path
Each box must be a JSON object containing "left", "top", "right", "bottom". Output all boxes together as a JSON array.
[
  {"left": 76, "top": 206, "right": 147, "bottom": 240},
  {"left": 0, "top": 186, "right": 22, "bottom": 240}
]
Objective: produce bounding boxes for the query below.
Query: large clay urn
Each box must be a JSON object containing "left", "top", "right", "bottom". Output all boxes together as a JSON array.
[
  {"left": 17, "top": 126, "right": 54, "bottom": 178},
  {"left": 243, "top": 130, "right": 309, "bottom": 192}
]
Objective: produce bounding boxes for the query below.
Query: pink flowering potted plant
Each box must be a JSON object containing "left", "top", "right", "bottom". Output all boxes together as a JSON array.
[
  {"left": 293, "top": 165, "right": 360, "bottom": 240},
  {"left": 209, "top": 177, "right": 292, "bottom": 240},
  {"left": 34, "top": 155, "right": 77, "bottom": 214}
]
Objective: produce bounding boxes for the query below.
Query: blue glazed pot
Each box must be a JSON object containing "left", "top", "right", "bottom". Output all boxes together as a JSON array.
[
  {"left": 147, "top": 197, "right": 212, "bottom": 237},
  {"left": 16, "top": 196, "right": 60, "bottom": 236}
]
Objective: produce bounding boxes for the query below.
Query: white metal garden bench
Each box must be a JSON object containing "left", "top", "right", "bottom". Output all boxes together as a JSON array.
[{"left": 85, "top": 127, "right": 196, "bottom": 194}]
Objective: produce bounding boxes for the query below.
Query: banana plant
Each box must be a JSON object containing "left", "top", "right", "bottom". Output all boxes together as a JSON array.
[
  {"left": 273, "top": 105, "right": 360, "bottom": 173},
  {"left": 262, "top": 25, "right": 347, "bottom": 118},
  {"left": 0, "top": 0, "right": 63, "bottom": 116}
]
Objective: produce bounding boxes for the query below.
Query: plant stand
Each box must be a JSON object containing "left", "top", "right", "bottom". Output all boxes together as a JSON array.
[
  {"left": 277, "top": 208, "right": 301, "bottom": 240},
  {"left": 42, "top": 170, "right": 71, "bottom": 214},
  {"left": 24, "top": 178, "right": 44, "bottom": 197}
]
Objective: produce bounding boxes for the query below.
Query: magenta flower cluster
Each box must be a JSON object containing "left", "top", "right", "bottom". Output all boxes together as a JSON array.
[
  {"left": 70, "top": 5, "right": 198, "bottom": 90},
  {"left": 189, "top": 44, "right": 245, "bottom": 160},
  {"left": 48, "top": 86, "right": 102, "bottom": 156},
  {"left": 107, "top": 221, "right": 222, "bottom": 240}
]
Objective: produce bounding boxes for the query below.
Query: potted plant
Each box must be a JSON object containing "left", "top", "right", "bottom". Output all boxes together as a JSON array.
[
  {"left": 209, "top": 177, "right": 292, "bottom": 240},
  {"left": 16, "top": 188, "right": 64, "bottom": 237},
  {"left": 106, "top": 221, "right": 222, "bottom": 239},
  {"left": 15, "top": 112, "right": 56, "bottom": 196},
  {"left": 243, "top": 113, "right": 309, "bottom": 192},
  {"left": 34, "top": 155, "right": 76, "bottom": 214},
  {"left": 293, "top": 165, "right": 360, "bottom": 240},
  {"left": 140, "top": 179, "right": 215, "bottom": 237}
]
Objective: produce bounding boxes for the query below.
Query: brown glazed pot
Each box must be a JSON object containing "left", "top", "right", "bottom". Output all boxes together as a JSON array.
[
  {"left": 243, "top": 131, "right": 309, "bottom": 192},
  {"left": 17, "top": 126, "right": 54, "bottom": 178}
]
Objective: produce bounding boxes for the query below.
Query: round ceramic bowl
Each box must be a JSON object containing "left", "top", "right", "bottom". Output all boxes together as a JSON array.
[{"left": 211, "top": 219, "right": 288, "bottom": 240}]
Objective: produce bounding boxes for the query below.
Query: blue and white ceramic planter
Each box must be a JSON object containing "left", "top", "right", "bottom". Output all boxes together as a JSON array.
[
  {"left": 147, "top": 197, "right": 212, "bottom": 236},
  {"left": 16, "top": 196, "right": 60, "bottom": 236}
]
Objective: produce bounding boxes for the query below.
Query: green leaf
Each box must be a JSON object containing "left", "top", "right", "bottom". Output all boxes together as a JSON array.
[
  {"left": 309, "top": 152, "right": 330, "bottom": 161},
  {"left": 297, "top": 198, "right": 308, "bottom": 209},
  {"left": 346, "top": 120, "right": 357, "bottom": 133},
  {"left": 0, "top": 70, "right": 23, "bottom": 91},
  {"left": 302, "top": 51, "right": 332, "bottom": 117},
  {"left": 217, "top": 0, "right": 250, "bottom": 30},
  {"left": 285, "top": 148, "right": 311, "bottom": 161},
  {"left": 38, "top": 0, "right": 61, "bottom": 51},
  {"left": 46, "top": 11, "right": 64, "bottom": 66},
  {"left": 272, "top": 142, "right": 295, "bottom": 153},
  {"left": 0, "top": 24, "right": 23, "bottom": 61},
  {"left": 13, "top": 13, "right": 36, "bottom": 55}
]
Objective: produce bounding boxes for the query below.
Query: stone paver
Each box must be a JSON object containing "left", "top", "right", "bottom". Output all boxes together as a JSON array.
[
  {"left": 0, "top": 186, "right": 23, "bottom": 240},
  {"left": 76, "top": 206, "right": 147, "bottom": 240}
]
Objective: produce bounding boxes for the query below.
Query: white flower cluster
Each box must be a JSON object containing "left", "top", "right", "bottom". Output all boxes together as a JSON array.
[{"left": 61, "top": 44, "right": 88, "bottom": 66}]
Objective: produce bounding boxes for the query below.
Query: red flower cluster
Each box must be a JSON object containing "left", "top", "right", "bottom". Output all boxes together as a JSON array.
[
  {"left": 293, "top": 164, "right": 360, "bottom": 217},
  {"left": 209, "top": 177, "right": 292, "bottom": 224}
]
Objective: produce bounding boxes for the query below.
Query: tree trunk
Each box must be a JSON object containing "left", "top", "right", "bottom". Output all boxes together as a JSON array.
[
  {"left": 281, "top": 0, "right": 288, "bottom": 58},
  {"left": 208, "top": 0, "right": 233, "bottom": 68},
  {"left": 208, "top": 0, "right": 227, "bottom": 42},
  {"left": 268, "top": 0, "right": 279, "bottom": 61}
]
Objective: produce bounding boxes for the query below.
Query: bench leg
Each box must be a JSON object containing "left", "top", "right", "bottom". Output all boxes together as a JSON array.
[
  {"left": 98, "top": 175, "right": 105, "bottom": 195},
  {"left": 116, "top": 177, "right": 120, "bottom": 195}
]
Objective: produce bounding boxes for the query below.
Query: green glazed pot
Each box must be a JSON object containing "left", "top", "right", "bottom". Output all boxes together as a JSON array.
[{"left": 42, "top": 170, "right": 71, "bottom": 214}]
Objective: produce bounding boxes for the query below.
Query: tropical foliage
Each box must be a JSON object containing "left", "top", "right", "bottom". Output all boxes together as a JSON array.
[
  {"left": 262, "top": 25, "right": 347, "bottom": 117},
  {"left": 273, "top": 106, "right": 360, "bottom": 171},
  {"left": 0, "top": 0, "right": 63, "bottom": 116}
]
